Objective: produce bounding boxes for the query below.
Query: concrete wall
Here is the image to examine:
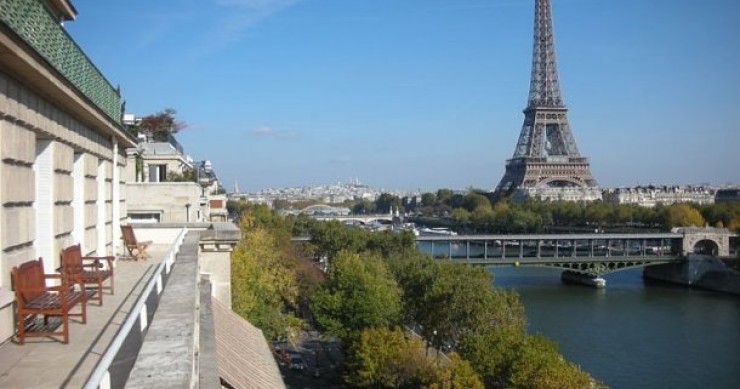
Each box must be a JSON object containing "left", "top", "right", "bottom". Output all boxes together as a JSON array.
[
  {"left": 643, "top": 255, "right": 740, "bottom": 295},
  {"left": 141, "top": 154, "right": 190, "bottom": 182},
  {"left": 126, "top": 183, "right": 202, "bottom": 223},
  {"left": 0, "top": 72, "right": 129, "bottom": 342}
]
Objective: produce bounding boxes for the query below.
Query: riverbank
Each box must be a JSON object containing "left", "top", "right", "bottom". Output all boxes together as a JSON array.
[{"left": 643, "top": 255, "right": 740, "bottom": 295}]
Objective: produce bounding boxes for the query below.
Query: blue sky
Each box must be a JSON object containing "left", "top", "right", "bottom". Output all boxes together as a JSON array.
[{"left": 66, "top": 0, "right": 740, "bottom": 192}]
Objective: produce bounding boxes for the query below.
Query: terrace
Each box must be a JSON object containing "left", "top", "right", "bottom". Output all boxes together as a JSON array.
[{"left": 0, "top": 223, "right": 283, "bottom": 388}]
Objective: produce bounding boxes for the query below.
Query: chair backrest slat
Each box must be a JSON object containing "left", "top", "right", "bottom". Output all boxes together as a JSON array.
[
  {"left": 61, "top": 244, "right": 84, "bottom": 278},
  {"left": 121, "top": 225, "right": 137, "bottom": 246},
  {"left": 12, "top": 258, "right": 47, "bottom": 304}
]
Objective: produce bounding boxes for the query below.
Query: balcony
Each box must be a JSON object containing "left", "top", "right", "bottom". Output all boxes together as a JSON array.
[{"left": 0, "top": 223, "right": 282, "bottom": 388}]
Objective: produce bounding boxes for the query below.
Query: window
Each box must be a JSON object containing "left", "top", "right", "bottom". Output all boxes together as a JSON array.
[{"left": 148, "top": 164, "right": 167, "bottom": 182}]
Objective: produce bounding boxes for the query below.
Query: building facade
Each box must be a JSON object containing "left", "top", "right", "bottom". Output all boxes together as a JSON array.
[
  {"left": 0, "top": 0, "right": 137, "bottom": 341},
  {"left": 603, "top": 186, "right": 715, "bottom": 207}
]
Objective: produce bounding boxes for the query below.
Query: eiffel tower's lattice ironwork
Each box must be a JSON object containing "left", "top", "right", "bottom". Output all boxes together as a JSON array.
[{"left": 496, "top": 0, "right": 598, "bottom": 194}]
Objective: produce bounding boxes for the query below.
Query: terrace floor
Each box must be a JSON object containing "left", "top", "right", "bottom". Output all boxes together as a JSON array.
[{"left": 0, "top": 244, "right": 170, "bottom": 389}]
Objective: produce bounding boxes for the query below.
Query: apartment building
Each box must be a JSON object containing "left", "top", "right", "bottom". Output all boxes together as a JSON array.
[{"left": 0, "top": 0, "right": 136, "bottom": 341}]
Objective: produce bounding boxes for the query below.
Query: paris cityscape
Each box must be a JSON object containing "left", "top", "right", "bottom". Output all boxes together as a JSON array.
[{"left": 0, "top": 1, "right": 738, "bottom": 389}]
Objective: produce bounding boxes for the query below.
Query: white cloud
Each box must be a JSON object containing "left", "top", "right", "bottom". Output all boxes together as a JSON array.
[
  {"left": 251, "top": 126, "right": 300, "bottom": 140},
  {"left": 213, "top": 0, "right": 302, "bottom": 43}
]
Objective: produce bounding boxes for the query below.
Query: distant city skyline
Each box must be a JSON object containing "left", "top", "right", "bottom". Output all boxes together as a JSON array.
[{"left": 67, "top": 0, "right": 740, "bottom": 191}]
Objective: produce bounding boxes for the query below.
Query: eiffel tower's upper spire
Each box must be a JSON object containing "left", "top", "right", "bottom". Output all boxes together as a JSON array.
[{"left": 527, "top": 0, "right": 564, "bottom": 108}]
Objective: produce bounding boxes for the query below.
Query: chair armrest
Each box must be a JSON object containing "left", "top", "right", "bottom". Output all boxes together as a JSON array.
[
  {"left": 82, "top": 255, "right": 114, "bottom": 260},
  {"left": 19, "top": 285, "right": 69, "bottom": 293},
  {"left": 82, "top": 255, "right": 114, "bottom": 270}
]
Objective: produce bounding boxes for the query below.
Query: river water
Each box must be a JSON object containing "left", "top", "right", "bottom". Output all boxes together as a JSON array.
[{"left": 491, "top": 266, "right": 740, "bottom": 389}]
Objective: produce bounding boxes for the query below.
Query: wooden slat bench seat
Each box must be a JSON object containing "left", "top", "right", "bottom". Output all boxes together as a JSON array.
[
  {"left": 12, "top": 258, "right": 90, "bottom": 344},
  {"left": 61, "top": 244, "right": 114, "bottom": 306}
]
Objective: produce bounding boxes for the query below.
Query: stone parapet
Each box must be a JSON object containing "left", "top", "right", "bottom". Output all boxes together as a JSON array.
[
  {"left": 198, "top": 223, "right": 239, "bottom": 308},
  {"left": 125, "top": 232, "right": 203, "bottom": 388}
]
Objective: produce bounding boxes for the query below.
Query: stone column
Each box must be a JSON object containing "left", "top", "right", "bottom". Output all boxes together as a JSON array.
[
  {"left": 198, "top": 223, "right": 240, "bottom": 308},
  {"left": 112, "top": 137, "right": 120, "bottom": 256}
]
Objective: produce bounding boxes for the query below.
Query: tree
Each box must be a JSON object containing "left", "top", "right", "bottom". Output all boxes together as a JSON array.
[
  {"left": 462, "top": 193, "right": 492, "bottom": 213},
  {"left": 509, "top": 335, "right": 604, "bottom": 389},
  {"left": 311, "top": 251, "right": 402, "bottom": 342},
  {"left": 385, "top": 251, "right": 439, "bottom": 326},
  {"left": 139, "top": 108, "right": 186, "bottom": 141},
  {"left": 376, "top": 193, "right": 402, "bottom": 214},
  {"left": 424, "top": 352, "right": 485, "bottom": 389},
  {"left": 231, "top": 218, "right": 300, "bottom": 339},
  {"left": 165, "top": 167, "right": 196, "bottom": 182},
  {"left": 389, "top": 256, "right": 525, "bottom": 353},
  {"left": 666, "top": 204, "right": 705, "bottom": 228},
  {"left": 451, "top": 208, "right": 471, "bottom": 230},
  {"left": 457, "top": 324, "right": 524, "bottom": 388},
  {"left": 366, "top": 230, "right": 417, "bottom": 258},
  {"left": 347, "top": 327, "right": 431, "bottom": 388},
  {"left": 422, "top": 192, "right": 438, "bottom": 207},
  {"left": 348, "top": 327, "right": 485, "bottom": 389},
  {"left": 436, "top": 189, "right": 454, "bottom": 205},
  {"left": 308, "top": 221, "right": 367, "bottom": 262},
  {"left": 353, "top": 199, "right": 377, "bottom": 215}
]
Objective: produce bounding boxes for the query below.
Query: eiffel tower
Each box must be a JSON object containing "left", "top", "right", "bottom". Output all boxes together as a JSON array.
[{"left": 495, "top": 0, "right": 599, "bottom": 200}]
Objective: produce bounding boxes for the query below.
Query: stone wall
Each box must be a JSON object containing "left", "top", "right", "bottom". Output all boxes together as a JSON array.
[
  {"left": 126, "top": 183, "right": 202, "bottom": 223},
  {"left": 0, "top": 71, "right": 129, "bottom": 342}
]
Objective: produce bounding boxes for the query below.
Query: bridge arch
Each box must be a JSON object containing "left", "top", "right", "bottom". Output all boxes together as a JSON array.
[
  {"left": 676, "top": 227, "right": 732, "bottom": 257},
  {"left": 693, "top": 239, "right": 719, "bottom": 256}
]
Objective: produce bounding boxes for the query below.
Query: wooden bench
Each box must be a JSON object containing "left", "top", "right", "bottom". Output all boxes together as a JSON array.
[
  {"left": 121, "top": 225, "right": 152, "bottom": 261},
  {"left": 11, "top": 258, "right": 90, "bottom": 344},
  {"left": 61, "top": 244, "right": 114, "bottom": 306}
]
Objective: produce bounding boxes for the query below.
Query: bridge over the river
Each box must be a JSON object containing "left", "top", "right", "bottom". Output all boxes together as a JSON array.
[
  {"left": 418, "top": 227, "right": 734, "bottom": 275},
  {"left": 295, "top": 227, "right": 737, "bottom": 287}
]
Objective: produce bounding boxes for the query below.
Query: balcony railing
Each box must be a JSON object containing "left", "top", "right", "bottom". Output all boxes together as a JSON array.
[{"left": 0, "top": 0, "right": 122, "bottom": 124}]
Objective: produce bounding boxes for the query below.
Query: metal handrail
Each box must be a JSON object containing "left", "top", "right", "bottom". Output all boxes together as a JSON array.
[{"left": 83, "top": 228, "right": 188, "bottom": 389}]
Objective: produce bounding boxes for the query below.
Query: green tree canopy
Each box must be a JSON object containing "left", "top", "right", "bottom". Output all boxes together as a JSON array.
[
  {"left": 666, "top": 204, "right": 706, "bottom": 228},
  {"left": 424, "top": 352, "right": 485, "bottom": 389},
  {"left": 347, "top": 327, "right": 430, "bottom": 388},
  {"left": 311, "top": 251, "right": 402, "bottom": 342},
  {"left": 462, "top": 193, "right": 492, "bottom": 213},
  {"left": 231, "top": 219, "right": 300, "bottom": 339},
  {"left": 421, "top": 192, "right": 438, "bottom": 207},
  {"left": 509, "top": 334, "right": 604, "bottom": 389}
]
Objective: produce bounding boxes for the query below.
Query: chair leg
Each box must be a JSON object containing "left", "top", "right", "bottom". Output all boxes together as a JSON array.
[
  {"left": 97, "top": 281, "right": 104, "bottom": 306},
  {"left": 81, "top": 291, "right": 87, "bottom": 325},
  {"left": 62, "top": 313, "right": 69, "bottom": 344},
  {"left": 16, "top": 313, "right": 25, "bottom": 345}
]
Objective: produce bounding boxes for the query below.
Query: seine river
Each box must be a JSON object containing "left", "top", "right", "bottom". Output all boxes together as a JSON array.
[{"left": 491, "top": 266, "right": 740, "bottom": 389}]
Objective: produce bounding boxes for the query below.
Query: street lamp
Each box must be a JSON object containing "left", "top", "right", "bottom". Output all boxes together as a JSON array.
[{"left": 196, "top": 160, "right": 213, "bottom": 222}]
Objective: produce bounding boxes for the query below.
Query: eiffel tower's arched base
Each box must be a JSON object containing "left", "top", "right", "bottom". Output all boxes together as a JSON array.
[{"left": 495, "top": 156, "right": 600, "bottom": 202}]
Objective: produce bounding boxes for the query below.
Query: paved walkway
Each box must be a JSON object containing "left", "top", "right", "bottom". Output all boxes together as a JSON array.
[{"left": 0, "top": 245, "right": 169, "bottom": 389}]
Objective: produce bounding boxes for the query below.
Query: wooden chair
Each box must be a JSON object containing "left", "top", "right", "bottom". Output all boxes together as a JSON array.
[
  {"left": 61, "top": 244, "right": 114, "bottom": 306},
  {"left": 11, "top": 258, "right": 90, "bottom": 344},
  {"left": 121, "top": 225, "right": 152, "bottom": 260}
]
